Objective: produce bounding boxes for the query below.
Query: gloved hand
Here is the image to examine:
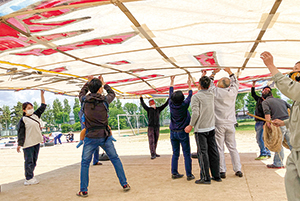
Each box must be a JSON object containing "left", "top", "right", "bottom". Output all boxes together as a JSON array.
[{"left": 76, "top": 140, "right": 84, "bottom": 148}]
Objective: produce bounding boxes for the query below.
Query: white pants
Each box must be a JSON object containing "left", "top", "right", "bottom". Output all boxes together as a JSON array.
[
  {"left": 285, "top": 150, "right": 300, "bottom": 201},
  {"left": 215, "top": 124, "right": 241, "bottom": 173}
]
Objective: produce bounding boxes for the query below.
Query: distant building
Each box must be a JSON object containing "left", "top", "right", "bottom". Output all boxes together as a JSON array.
[
  {"left": 69, "top": 113, "right": 75, "bottom": 125},
  {"left": 236, "top": 111, "right": 253, "bottom": 120}
]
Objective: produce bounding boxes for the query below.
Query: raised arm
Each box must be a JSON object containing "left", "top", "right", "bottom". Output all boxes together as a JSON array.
[
  {"left": 261, "top": 51, "right": 300, "bottom": 102},
  {"left": 34, "top": 90, "right": 47, "bottom": 118},
  {"left": 184, "top": 78, "right": 193, "bottom": 104},
  {"left": 41, "top": 90, "right": 45, "bottom": 104},
  {"left": 158, "top": 98, "right": 169, "bottom": 112},
  {"left": 208, "top": 69, "right": 220, "bottom": 93},
  {"left": 140, "top": 96, "right": 149, "bottom": 112},
  {"left": 79, "top": 75, "right": 93, "bottom": 102},
  {"left": 100, "top": 75, "right": 115, "bottom": 104},
  {"left": 260, "top": 51, "right": 279, "bottom": 76},
  {"left": 251, "top": 81, "right": 259, "bottom": 101},
  {"left": 169, "top": 76, "right": 175, "bottom": 99},
  {"left": 224, "top": 67, "right": 239, "bottom": 94}
]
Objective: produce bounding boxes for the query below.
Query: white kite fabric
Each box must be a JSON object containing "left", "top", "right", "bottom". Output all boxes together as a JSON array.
[{"left": 0, "top": 0, "right": 298, "bottom": 98}]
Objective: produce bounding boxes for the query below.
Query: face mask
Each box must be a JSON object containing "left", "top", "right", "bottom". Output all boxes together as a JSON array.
[{"left": 26, "top": 109, "right": 34, "bottom": 115}]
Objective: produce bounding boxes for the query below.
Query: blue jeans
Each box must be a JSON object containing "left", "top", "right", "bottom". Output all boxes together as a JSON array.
[
  {"left": 54, "top": 134, "right": 62, "bottom": 144},
  {"left": 93, "top": 146, "right": 99, "bottom": 165},
  {"left": 273, "top": 126, "right": 292, "bottom": 167},
  {"left": 255, "top": 121, "right": 271, "bottom": 156},
  {"left": 80, "top": 136, "right": 127, "bottom": 192},
  {"left": 170, "top": 130, "right": 192, "bottom": 176}
]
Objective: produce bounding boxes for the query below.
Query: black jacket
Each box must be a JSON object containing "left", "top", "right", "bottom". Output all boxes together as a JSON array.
[
  {"left": 140, "top": 97, "right": 169, "bottom": 127},
  {"left": 251, "top": 87, "right": 264, "bottom": 121}
]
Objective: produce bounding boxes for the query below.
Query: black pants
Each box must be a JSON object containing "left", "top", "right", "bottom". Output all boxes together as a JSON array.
[
  {"left": 23, "top": 144, "right": 40, "bottom": 180},
  {"left": 195, "top": 130, "right": 220, "bottom": 181},
  {"left": 148, "top": 126, "right": 160, "bottom": 156}
]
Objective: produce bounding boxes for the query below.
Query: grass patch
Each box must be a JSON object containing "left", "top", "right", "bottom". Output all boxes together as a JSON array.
[{"left": 235, "top": 124, "right": 254, "bottom": 131}]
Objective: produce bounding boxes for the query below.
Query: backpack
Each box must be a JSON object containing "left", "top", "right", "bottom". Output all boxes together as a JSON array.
[{"left": 78, "top": 96, "right": 109, "bottom": 130}]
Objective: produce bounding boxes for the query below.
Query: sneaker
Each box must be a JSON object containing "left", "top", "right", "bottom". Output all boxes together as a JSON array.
[
  {"left": 155, "top": 154, "right": 160, "bottom": 157},
  {"left": 195, "top": 179, "right": 211, "bottom": 184},
  {"left": 172, "top": 173, "right": 184, "bottom": 179},
  {"left": 267, "top": 155, "right": 271, "bottom": 158},
  {"left": 235, "top": 171, "right": 243, "bottom": 177},
  {"left": 211, "top": 177, "right": 222, "bottom": 182},
  {"left": 220, "top": 172, "right": 226, "bottom": 179},
  {"left": 255, "top": 155, "right": 267, "bottom": 160},
  {"left": 24, "top": 177, "right": 39, "bottom": 186},
  {"left": 123, "top": 184, "right": 131, "bottom": 192},
  {"left": 267, "top": 164, "right": 285, "bottom": 169},
  {"left": 151, "top": 155, "right": 156, "bottom": 160},
  {"left": 93, "top": 162, "right": 103, "bottom": 165},
  {"left": 187, "top": 175, "right": 195, "bottom": 181},
  {"left": 76, "top": 191, "right": 88, "bottom": 197}
]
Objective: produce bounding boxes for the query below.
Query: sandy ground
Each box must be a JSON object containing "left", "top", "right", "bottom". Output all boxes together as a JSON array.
[{"left": 0, "top": 128, "right": 290, "bottom": 201}]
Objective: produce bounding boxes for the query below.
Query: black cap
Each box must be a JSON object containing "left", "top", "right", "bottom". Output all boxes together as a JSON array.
[{"left": 262, "top": 85, "right": 271, "bottom": 90}]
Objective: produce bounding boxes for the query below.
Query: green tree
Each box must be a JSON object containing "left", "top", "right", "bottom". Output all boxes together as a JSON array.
[
  {"left": 61, "top": 99, "right": 71, "bottom": 124},
  {"left": 53, "top": 98, "right": 63, "bottom": 124},
  {"left": 1, "top": 105, "right": 11, "bottom": 130},
  {"left": 73, "top": 98, "right": 81, "bottom": 122},
  {"left": 41, "top": 105, "right": 55, "bottom": 130},
  {"left": 108, "top": 99, "right": 127, "bottom": 129},
  {"left": 287, "top": 99, "right": 294, "bottom": 105},
  {"left": 110, "top": 99, "right": 122, "bottom": 110},
  {"left": 61, "top": 123, "right": 72, "bottom": 133},
  {"left": 123, "top": 103, "right": 138, "bottom": 115},
  {"left": 33, "top": 101, "right": 39, "bottom": 110},
  {"left": 138, "top": 105, "right": 148, "bottom": 127},
  {"left": 271, "top": 88, "right": 281, "bottom": 99},
  {"left": 154, "top": 98, "right": 169, "bottom": 126},
  {"left": 246, "top": 93, "right": 257, "bottom": 115},
  {"left": 235, "top": 93, "right": 247, "bottom": 113},
  {"left": 63, "top": 99, "right": 71, "bottom": 115},
  {"left": 72, "top": 122, "right": 82, "bottom": 131},
  {"left": 11, "top": 101, "right": 23, "bottom": 126}
]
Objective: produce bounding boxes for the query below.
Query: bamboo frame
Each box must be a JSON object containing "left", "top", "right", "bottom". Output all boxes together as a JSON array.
[{"left": 0, "top": 17, "right": 157, "bottom": 93}]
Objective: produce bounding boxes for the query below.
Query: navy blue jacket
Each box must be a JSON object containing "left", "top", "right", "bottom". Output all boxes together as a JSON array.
[{"left": 169, "top": 87, "right": 192, "bottom": 131}]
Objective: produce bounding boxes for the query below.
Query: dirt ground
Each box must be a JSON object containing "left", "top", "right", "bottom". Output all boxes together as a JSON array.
[{"left": 0, "top": 129, "right": 289, "bottom": 201}]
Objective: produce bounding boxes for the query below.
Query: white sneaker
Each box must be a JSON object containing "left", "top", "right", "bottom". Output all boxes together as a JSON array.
[{"left": 24, "top": 177, "right": 39, "bottom": 186}]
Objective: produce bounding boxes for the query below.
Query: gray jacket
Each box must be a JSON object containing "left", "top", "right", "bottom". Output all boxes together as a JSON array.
[
  {"left": 189, "top": 89, "right": 215, "bottom": 132},
  {"left": 273, "top": 72, "right": 300, "bottom": 151}
]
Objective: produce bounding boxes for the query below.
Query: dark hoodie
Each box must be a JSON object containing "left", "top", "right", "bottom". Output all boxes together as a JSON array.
[
  {"left": 79, "top": 82, "right": 115, "bottom": 138},
  {"left": 169, "top": 87, "right": 192, "bottom": 130}
]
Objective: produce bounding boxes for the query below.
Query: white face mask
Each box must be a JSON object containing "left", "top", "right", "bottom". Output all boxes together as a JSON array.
[{"left": 26, "top": 109, "right": 34, "bottom": 115}]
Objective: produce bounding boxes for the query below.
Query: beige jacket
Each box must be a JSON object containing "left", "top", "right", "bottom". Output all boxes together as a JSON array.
[{"left": 273, "top": 72, "right": 300, "bottom": 151}]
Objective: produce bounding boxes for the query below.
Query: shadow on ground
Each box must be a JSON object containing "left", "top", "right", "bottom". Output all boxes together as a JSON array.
[{"left": 0, "top": 153, "right": 286, "bottom": 201}]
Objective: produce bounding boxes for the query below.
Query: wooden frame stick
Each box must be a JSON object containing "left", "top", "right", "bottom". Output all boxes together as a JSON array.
[{"left": 246, "top": 112, "right": 273, "bottom": 124}]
